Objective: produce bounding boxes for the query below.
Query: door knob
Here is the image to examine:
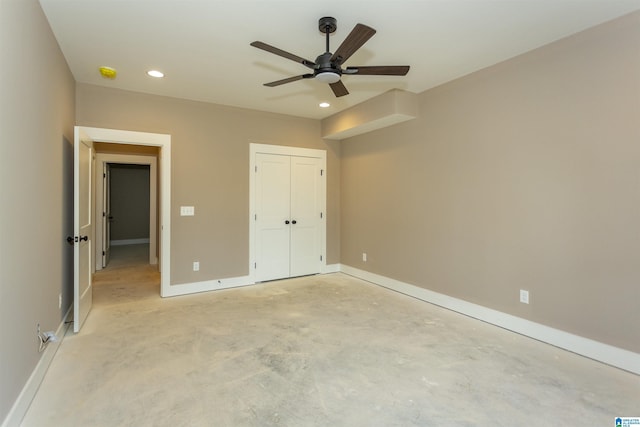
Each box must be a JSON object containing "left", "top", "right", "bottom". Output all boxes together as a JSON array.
[
  {"left": 291, "top": 220, "right": 297, "bottom": 225},
  {"left": 66, "top": 235, "right": 88, "bottom": 245},
  {"left": 285, "top": 220, "right": 290, "bottom": 224}
]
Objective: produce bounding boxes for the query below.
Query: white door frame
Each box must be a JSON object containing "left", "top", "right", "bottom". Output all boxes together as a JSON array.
[
  {"left": 249, "top": 143, "right": 326, "bottom": 283},
  {"left": 81, "top": 127, "right": 172, "bottom": 297},
  {"left": 94, "top": 153, "right": 158, "bottom": 270}
]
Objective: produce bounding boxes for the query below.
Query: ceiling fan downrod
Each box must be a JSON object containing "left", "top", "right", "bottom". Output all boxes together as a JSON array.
[{"left": 319, "top": 17, "right": 337, "bottom": 54}]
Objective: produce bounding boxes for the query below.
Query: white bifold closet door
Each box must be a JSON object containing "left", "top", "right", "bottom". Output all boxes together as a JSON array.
[{"left": 255, "top": 153, "right": 322, "bottom": 282}]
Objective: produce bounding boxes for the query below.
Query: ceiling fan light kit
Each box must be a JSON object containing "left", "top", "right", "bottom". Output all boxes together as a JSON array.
[
  {"left": 315, "top": 72, "right": 340, "bottom": 84},
  {"left": 251, "top": 17, "right": 410, "bottom": 98}
]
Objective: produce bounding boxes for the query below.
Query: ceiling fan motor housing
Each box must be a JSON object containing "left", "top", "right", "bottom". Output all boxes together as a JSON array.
[{"left": 315, "top": 52, "right": 342, "bottom": 81}]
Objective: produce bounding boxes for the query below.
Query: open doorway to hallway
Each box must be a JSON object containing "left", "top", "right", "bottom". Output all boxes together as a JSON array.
[
  {"left": 105, "top": 163, "right": 151, "bottom": 268},
  {"left": 94, "top": 143, "right": 159, "bottom": 272}
]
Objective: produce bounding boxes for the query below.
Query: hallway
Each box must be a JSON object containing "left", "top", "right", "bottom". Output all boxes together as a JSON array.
[{"left": 95, "top": 243, "right": 159, "bottom": 302}]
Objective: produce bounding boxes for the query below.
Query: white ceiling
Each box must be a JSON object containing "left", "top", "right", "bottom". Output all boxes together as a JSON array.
[{"left": 39, "top": 0, "right": 640, "bottom": 120}]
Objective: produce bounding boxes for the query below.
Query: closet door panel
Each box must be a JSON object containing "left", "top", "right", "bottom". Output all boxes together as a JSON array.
[
  {"left": 290, "top": 156, "right": 322, "bottom": 277},
  {"left": 255, "top": 153, "right": 290, "bottom": 282}
]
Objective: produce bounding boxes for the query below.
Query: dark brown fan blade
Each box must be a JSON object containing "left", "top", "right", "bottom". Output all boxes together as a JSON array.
[
  {"left": 344, "top": 65, "right": 410, "bottom": 76},
  {"left": 330, "top": 24, "right": 376, "bottom": 66},
  {"left": 251, "top": 41, "right": 316, "bottom": 69},
  {"left": 264, "top": 74, "right": 314, "bottom": 87},
  {"left": 329, "top": 80, "right": 349, "bottom": 97}
]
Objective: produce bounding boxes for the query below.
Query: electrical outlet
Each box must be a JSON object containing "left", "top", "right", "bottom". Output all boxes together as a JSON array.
[
  {"left": 193, "top": 261, "right": 199, "bottom": 271},
  {"left": 362, "top": 253, "right": 367, "bottom": 262},
  {"left": 520, "top": 289, "right": 530, "bottom": 304}
]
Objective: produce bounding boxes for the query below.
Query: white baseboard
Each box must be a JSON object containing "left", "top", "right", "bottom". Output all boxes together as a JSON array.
[
  {"left": 322, "top": 263, "right": 341, "bottom": 274},
  {"left": 341, "top": 265, "right": 640, "bottom": 375},
  {"left": 110, "top": 238, "right": 149, "bottom": 246},
  {"left": 2, "top": 307, "right": 72, "bottom": 427},
  {"left": 164, "top": 264, "right": 342, "bottom": 298},
  {"left": 162, "top": 274, "right": 254, "bottom": 297}
]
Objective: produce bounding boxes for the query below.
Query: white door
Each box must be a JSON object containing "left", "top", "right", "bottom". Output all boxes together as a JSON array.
[
  {"left": 102, "top": 163, "right": 111, "bottom": 267},
  {"left": 255, "top": 154, "right": 291, "bottom": 282},
  {"left": 290, "top": 156, "right": 322, "bottom": 277},
  {"left": 73, "top": 127, "right": 93, "bottom": 333},
  {"left": 255, "top": 153, "right": 322, "bottom": 282}
]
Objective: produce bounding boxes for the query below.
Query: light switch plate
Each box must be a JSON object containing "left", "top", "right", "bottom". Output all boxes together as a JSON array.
[{"left": 180, "top": 206, "right": 195, "bottom": 216}]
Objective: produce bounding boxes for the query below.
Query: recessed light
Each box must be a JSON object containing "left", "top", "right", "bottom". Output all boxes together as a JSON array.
[
  {"left": 319, "top": 102, "right": 330, "bottom": 108},
  {"left": 147, "top": 70, "right": 164, "bottom": 78}
]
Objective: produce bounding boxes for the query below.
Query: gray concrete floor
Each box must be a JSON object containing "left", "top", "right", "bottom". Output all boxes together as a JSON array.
[{"left": 22, "top": 245, "right": 639, "bottom": 426}]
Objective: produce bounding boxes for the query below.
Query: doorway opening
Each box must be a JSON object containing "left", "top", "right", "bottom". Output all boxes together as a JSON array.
[
  {"left": 94, "top": 148, "right": 158, "bottom": 271},
  {"left": 78, "top": 126, "right": 171, "bottom": 300},
  {"left": 107, "top": 164, "right": 151, "bottom": 267}
]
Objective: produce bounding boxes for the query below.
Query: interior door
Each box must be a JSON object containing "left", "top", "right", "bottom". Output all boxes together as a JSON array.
[
  {"left": 255, "top": 153, "right": 290, "bottom": 282},
  {"left": 73, "top": 127, "right": 93, "bottom": 333},
  {"left": 290, "top": 156, "right": 322, "bottom": 277},
  {"left": 102, "top": 163, "right": 111, "bottom": 267}
]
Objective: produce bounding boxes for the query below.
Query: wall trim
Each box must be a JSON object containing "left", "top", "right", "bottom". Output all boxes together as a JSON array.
[
  {"left": 110, "top": 238, "right": 150, "bottom": 246},
  {"left": 163, "top": 267, "right": 344, "bottom": 297},
  {"left": 2, "top": 307, "right": 72, "bottom": 427},
  {"left": 322, "top": 263, "right": 341, "bottom": 274},
  {"left": 340, "top": 264, "right": 640, "bottom": 375},
  {"left": 163, "top": 275, "right": 255, "bottom": 297}
]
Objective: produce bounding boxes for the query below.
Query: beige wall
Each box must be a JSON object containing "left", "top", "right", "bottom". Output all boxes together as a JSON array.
[
  {"left": 0, "top": 0, "right": 76, "bottom": 421},
  {"left": 340, "top": 12, "right": 640, "bottom": 353},
  {"left": 76, "top": 84, "right": 341, "bottom": 285}
]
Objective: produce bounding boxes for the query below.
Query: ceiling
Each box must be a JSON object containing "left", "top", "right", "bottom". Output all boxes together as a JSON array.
[{"left": 39, "top": 0, "right": 640, "bottom": 120}]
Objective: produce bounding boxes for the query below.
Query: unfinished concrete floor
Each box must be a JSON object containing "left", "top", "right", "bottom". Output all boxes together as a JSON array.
[{"left": 22, "top": 245, "right": 639, "bottom": 426}]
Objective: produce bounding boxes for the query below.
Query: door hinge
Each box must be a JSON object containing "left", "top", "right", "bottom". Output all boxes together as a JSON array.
[
  {"left": 103, "top": 173, "right": 106, "bottom": 178},
  {"left": 255, "top": 214, "right": 257, "bottom": 221},
  {"left": 255, "top": 165, "right": 258, "bottom": 172},
  {"left": 102, "top": 251, "right": 105, "bottom": 256},
  {"left": 320, "top": 169, "right": 324, "bottom": 176},
  {"left": 103, "top": 211, "right": 106, "bottom": 217},
  {"left": 320, "top": 212, "right": 323, "bottom": 219},
  {"left": 254, "top": 262, "right": 257, "bottom": 269},
  {"left": 320, "top": 255, "right": 323, "bottom": 261}
]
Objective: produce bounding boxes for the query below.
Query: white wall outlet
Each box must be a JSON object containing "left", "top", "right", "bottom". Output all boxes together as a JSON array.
[
  {"left": 362, "top": 252, "right": 367, "bottom": 262},
  {"left": 193, "top": 261, "right": 199, "bottom": 271},
  {"left": 180, "top": 206, "right": 195, "bottom": 216},
  {"left": 58, "top": 293, "right": 62, "bottom": 309},
  {"left": 520, "top": 289, "right": 530, "bottom": 304}
]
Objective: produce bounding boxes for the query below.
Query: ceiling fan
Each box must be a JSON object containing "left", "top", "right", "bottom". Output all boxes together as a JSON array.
[{"left": 250, "top": 17, "right": 410, "bottom": 97}]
